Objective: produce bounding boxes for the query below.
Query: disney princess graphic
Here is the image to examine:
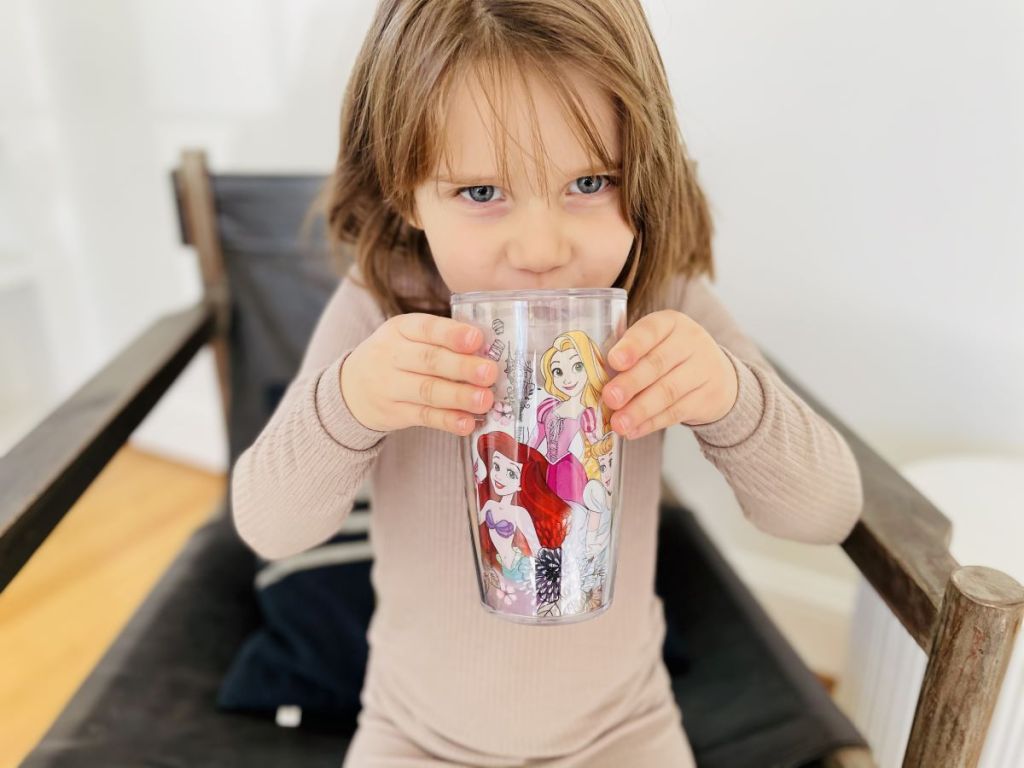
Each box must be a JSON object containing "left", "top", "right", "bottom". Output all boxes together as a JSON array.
[
  {"left": 581, "top": 431, "right": 615, "bottom": 558},
  {"left": 528, "top": 331, "right": 613, "bottom": 506},
  {"left": 474, "top": 431, "right": 572, "bottom": 612},
  {"left": 556, "top": 431, "right": 616, "bottom": 613}
]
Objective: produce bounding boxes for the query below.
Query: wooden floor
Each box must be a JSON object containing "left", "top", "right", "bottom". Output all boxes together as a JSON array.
[{"left": 0, "top": 443, "right": 226, "bottom": 767}]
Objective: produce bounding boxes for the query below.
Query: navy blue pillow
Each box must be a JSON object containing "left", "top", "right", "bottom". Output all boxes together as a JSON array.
[{"left": 216, "top": 500, "right": 375, "bottom": 733}]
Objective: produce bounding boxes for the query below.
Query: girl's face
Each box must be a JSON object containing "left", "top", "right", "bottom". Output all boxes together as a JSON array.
[
  {"left": 490, "top": 449, "right": 523, "bottom": 498},
  {"left": 409, "top": 65, "right": 634, "bottom": 293},
  {"left": 550, "top": 346, "right": 585, "bottom": 398},
  {"left": 598, "top": 452, "right": 614, "bottom": 494}
]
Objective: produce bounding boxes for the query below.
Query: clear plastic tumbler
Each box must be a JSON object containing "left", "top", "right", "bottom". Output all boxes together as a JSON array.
[{"left": 450, "top": 288, "right": 628, "bottom": 624}]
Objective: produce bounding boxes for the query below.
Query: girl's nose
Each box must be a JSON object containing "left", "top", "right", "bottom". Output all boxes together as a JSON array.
[{"left": 506, "top": 205, "right": 572, "bottom": 275}]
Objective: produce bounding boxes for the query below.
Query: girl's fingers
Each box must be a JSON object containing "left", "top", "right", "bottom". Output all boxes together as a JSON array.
[
  {"left": 611, "top": 360, "right": 708, "bottom": 436},
  {"left": 401, "top": 339, "right": 498, "bottom": 386},
  {"left": 396, "top": 401, "right": 478, "bottom": 436},
  {"left": 603, "top": 334, "right": 689, "bottom": 412},
  {"left": 391, "top": 369, "right": 494, "bottom": 416},
  {"left": 397, "top": 312, "right": 485, "bottom": 354},
  {"left": 606, "top": 311, "right": 676, "bottom": 371},
  {"left": 627, "top": 408, "right": 681, "bottom": 440},
  {"left": 626, "top": 381, "right": 712, "bottom": 439}
]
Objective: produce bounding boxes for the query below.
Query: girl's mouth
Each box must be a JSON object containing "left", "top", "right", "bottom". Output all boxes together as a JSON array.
[
  {"left": 564, "top": 381, "right": 578, "bottom": 391},
  {"left": 494, "top": 479, "right": 506, "bottom": 490}
]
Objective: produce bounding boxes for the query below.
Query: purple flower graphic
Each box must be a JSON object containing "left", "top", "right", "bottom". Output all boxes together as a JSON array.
[{"left": 535, "top": 546, "right": 562, "bottom": 605}]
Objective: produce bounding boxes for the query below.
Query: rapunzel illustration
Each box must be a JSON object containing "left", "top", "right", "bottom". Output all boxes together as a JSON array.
[
  {"left": 475, "top": 431, "right": 571, "bottom": 610},
  {"left": 528, "top": 331, "right": 613, "bottom": 505}
]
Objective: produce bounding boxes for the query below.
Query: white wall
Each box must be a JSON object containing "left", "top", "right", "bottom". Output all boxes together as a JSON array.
[
  {"left": 2, "top": 0, "right": 1021, "bottom": 675},
  {"left": 648, "top": 0, "right": 1024, "bottom": 463},
  {"left": 644, "top": 0, "right": 1024, "bottom": 675},
  {"left": 0, "top": 0, "right": 377, "bottom": 468}
]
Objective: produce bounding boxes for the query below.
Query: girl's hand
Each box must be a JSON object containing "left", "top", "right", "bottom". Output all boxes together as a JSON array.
[
  {"left": 601, "top": 310, "right": 738, "bottom": 440},
  {"left": 341, "top": 313, "right": 499, "bottom": 437}
]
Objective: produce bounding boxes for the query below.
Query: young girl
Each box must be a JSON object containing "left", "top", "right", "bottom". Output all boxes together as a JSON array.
[{"left": 230, "top": 1, "right": 864, "bottom": 765}]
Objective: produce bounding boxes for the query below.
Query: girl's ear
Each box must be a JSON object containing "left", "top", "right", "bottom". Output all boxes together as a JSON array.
[{"left": 402, "top": 203, "right": 423, "bottom": 231}]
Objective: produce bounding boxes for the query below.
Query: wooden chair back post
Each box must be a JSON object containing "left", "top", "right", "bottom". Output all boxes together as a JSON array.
[
  {"left": 173, "top": 149, "right": 232, "bottom": 428},
  {"left": 903, "top": 566, "right": 1024, "bottom": 767}
]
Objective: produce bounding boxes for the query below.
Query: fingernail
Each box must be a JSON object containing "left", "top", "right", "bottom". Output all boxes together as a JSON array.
[
  {"left": 617, "top": 414, "right": 632, "bottom": 432},
  {"left": 605, "top": 386, "right": 621, "bottom": 406},
  {"left": 476, "top": 363, "right": 491, "bottom": 382},
  {"left": 475, "top": 390, "right": 486, "bottom": 406},
  {"left": 611, "top": 349, "right": 628, "bottom": 368},
  {"left": 458, "top": 417, "right": 472, "bottom": 431},
  {"left": 464, "top": 329, "right": 479, "bottom": 347}
]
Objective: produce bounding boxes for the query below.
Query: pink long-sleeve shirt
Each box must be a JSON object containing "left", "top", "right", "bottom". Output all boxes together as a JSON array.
[{"left": 229, "top": 263, "right": 863, "bottom": 760}]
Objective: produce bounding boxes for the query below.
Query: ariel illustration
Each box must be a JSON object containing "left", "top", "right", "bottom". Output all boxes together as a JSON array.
[
  {"left": 528, "top": 331, "right": 613, "bottom": 506},
  {"left": 475, "top": 431, "right": 571, "bottom": 608}
]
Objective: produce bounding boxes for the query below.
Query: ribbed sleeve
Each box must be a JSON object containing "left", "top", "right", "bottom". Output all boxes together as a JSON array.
[{"left": 229, "top": 264, "right": 390, "bottom": 560}]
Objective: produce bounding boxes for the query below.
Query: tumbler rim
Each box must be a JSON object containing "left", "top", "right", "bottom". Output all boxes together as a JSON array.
[{"left": 450, "top": 287, "right": 626, "bottom": 304}]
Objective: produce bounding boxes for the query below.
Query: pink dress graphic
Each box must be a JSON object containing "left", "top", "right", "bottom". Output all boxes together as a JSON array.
[{"left": 529, "top": 396, "right": 597, "bottom": 505}]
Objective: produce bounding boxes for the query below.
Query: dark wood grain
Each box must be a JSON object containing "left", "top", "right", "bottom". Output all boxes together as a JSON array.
[{"left": 172, "top": 149, "right": 232, "bottom": 425}]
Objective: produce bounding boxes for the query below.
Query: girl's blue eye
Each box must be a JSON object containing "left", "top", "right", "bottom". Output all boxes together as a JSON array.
[
  {"left": 458, "top": 185, "right": 503, "bottom": 204},
  {"left": 569, "top": 175, "right": 614, "bottom": 195},
  {"left": 458, "top": 176, "right": 614, "bottom": 204}
]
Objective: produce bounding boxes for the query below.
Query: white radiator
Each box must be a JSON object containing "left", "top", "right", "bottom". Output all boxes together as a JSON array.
[{"left": 834, "top": 455, "right": 1024, "bottom": 768}]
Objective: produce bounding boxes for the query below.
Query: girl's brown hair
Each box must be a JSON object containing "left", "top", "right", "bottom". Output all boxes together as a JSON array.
[{"left": 322, "top": 0, "right": 714, "bottom": 325}]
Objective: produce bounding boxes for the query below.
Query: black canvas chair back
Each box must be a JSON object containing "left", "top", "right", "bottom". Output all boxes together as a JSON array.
[{"left": 212, "top": 174, "right": 343, "bottom": 468}]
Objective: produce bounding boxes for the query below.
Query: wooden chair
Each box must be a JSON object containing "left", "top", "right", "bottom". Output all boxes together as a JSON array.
[{"left": 3, "top": 149, "right": 1021, "bottom": 767}]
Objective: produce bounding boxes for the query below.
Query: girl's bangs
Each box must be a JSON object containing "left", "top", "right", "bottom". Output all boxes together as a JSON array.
[{"left": 425, "top": 50, "right": 620, "bottom": 198}]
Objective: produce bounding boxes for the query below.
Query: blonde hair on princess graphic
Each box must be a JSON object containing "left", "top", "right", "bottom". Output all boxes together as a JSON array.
[
  {"left": 539, "top": 330, "right": 612, "bottom": 435},
  {"left": 583, "top": 431, "right": 615, "bottom": 481}
]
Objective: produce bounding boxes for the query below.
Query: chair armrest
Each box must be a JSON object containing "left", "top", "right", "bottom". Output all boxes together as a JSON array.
[{"left": 0, "top": 300, "right": 216, "bottom": 593}]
